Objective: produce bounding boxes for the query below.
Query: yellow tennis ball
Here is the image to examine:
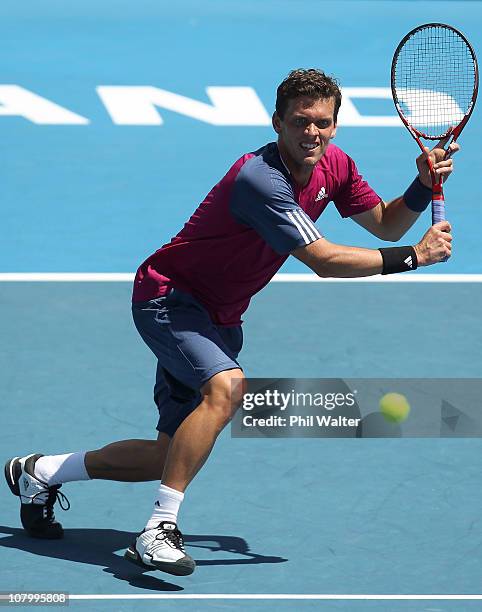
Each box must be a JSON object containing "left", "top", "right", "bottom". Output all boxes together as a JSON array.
[{"left": 379, "top": 392, "right": 410, "bottom": 423}]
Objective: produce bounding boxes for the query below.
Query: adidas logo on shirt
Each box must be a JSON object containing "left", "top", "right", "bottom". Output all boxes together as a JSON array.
[
  {"left": 315, "top": 187, "right": 328, "bottom": 202},
  {"left": 404, "top": 256, "right": 413, "bottom": 269}
]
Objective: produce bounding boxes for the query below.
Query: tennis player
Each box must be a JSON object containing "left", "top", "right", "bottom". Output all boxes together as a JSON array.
[{"left": 5, "top": 69, "right": 457, "bottom": 576}]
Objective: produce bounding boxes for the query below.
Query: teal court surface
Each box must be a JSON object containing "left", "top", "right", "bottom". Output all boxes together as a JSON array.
[{"left": 2, "top": 1, "right": 482, "bottom": 610}]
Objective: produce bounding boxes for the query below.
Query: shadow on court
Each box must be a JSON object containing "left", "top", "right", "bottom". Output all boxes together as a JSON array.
[{"left": 0, "top": 526, "right": 287, "bottom": 590}]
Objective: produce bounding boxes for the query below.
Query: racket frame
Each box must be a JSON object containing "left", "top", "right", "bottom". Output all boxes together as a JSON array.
[{"left": 391, "top": 22, "right": 479, "bottom": 224}]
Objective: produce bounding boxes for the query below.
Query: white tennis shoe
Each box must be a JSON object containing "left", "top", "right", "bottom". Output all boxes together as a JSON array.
[
  {"left": 4, "top": 453, "right": 70, "bottom": 539},
  {"left": 124, "top": 521, "right": 195, "bottom": 576}
]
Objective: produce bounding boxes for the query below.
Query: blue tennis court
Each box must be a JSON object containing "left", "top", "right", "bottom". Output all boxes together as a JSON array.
[{"left": 1, "top": 1, "right": 482, "bottom": 610}]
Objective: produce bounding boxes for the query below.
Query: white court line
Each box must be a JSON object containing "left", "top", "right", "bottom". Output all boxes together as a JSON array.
[
  {"left": 67, "top": 594, "right": 482, "bottom": 600},
  {"left": 0, "top": 273, "right": 135, "bottom": 282},
  {"left": 0, "top": 273, "right": 482, "bottom": 283},
  {"left": 270, "top": 274, "right": 482, "bottom": 283}
]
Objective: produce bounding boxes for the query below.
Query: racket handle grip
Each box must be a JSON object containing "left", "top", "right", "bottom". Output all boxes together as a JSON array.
[
  {"left": 432, "top": 194, "right": 448, "bottom": 262},
  {"left": 432, "top": 196, "right": 446, "bottom": 224}
]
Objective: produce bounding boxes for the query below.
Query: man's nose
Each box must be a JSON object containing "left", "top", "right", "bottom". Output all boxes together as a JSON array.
[{"left": 305, "top": 123, "right": 318, "bottom": 136}]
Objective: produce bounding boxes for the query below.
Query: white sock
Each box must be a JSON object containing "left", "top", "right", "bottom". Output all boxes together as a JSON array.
[
  {"left": 145, "top": 483, "right": 184, "bottom": 531},
  {"left": 34, "top": 452, "right": 90, "bottom": 486}
]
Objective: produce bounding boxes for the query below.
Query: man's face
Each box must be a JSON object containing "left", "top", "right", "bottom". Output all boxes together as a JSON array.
[{"left": 273, "top": 96, "right": 337, "bottom": 169}]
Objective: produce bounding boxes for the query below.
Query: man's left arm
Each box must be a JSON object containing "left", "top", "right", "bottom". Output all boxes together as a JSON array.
[{"left": 352, "top": 137, "right": 460, "bottom": 242}]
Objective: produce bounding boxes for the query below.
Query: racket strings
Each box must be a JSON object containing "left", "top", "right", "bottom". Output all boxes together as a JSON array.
[{"left": 393, "top": 25, "right": 476, "bottom": 138}]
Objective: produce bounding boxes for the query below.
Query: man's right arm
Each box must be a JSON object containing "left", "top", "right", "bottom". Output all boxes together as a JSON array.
[{"left": 292, "top": 222, "right": 453, "bottom": 278}]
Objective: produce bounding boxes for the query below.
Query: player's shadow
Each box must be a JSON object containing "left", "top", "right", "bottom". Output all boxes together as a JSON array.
[{"left": 0, "top": 526, "right": 287, "bottom": 590}]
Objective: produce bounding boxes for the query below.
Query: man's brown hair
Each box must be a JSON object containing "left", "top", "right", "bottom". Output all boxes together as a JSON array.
[{"left": 275, "top": 68, "right": 342, "bottom": 123}]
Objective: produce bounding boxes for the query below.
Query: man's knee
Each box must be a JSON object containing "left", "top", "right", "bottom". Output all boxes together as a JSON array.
[{"left": 201, "top": 369, "right": 246, "bottom": 427}]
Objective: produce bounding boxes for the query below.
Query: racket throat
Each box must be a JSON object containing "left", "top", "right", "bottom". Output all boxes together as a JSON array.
[
  {"left": 425, "top": 156, "right": 443, "bottom": 192},
  {"left": 432, "top": 181, "right": 444, "bottom": 196}
]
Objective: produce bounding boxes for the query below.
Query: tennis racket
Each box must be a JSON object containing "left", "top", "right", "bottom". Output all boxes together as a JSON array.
[{"left": 391, "top": 23, "right": 478, "bottom": 225}]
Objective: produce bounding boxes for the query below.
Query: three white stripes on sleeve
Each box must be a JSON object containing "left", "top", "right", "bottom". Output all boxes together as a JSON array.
[{"left": 286, "top": 210, "right": 322, "bottom": 245}]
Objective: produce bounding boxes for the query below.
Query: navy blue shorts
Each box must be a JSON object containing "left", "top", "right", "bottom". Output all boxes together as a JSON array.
[{"left": 132, "top": 289, "right": 243, "bottom": 437}]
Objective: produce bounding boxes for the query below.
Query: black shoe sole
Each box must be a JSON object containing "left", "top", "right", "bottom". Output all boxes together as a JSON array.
[
  {"left": 22, "top": 527, "right": 64, "bottom": 540},
  {"left": 124, "top": 543, "right": 195, "bottom": 576}
]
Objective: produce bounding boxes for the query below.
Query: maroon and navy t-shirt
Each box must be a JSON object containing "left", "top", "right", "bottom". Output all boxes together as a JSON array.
[{"left": 132, "top": 142, "right": 381, "bottom": 326}]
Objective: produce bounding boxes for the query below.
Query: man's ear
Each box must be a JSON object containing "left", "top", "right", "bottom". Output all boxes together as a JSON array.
[
  {"left": 330, "top": 124, "right": 337, "bottom": 139},
  {"left": 272, "top": 112, "right": 282, "bottom": 134}
]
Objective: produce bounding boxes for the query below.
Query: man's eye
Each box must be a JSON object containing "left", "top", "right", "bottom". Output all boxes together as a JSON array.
[
  {"left": 294, "top": 117, "right": 307, "bottom": 127},
  {"left": 316, "top": 120, "right": 331, "bottom": 128}
]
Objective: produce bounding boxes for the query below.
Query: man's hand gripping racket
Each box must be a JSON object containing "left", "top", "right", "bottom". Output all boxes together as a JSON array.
[{"left": 391, "top": 23, "right": 479, "bottom": 260}]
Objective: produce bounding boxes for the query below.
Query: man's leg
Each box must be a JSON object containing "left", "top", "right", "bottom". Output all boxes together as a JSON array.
[
  {"left": 4, "top": 433, "right": 171, "bottom": 540},
  {"left": 125, "top": 367, "right": 244, "bottom": 575},
  {"left": 161, "top": 368, "right": 245, "bottom": 491},
  {"left": 84, "top": 364, "right": 243, "bottom": 486},
  {"left": 40, "top": 368, "right": 244, "bottom": 488},
  {"left": 85, "top": 432, "right": 171, "bottom": 482}
]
